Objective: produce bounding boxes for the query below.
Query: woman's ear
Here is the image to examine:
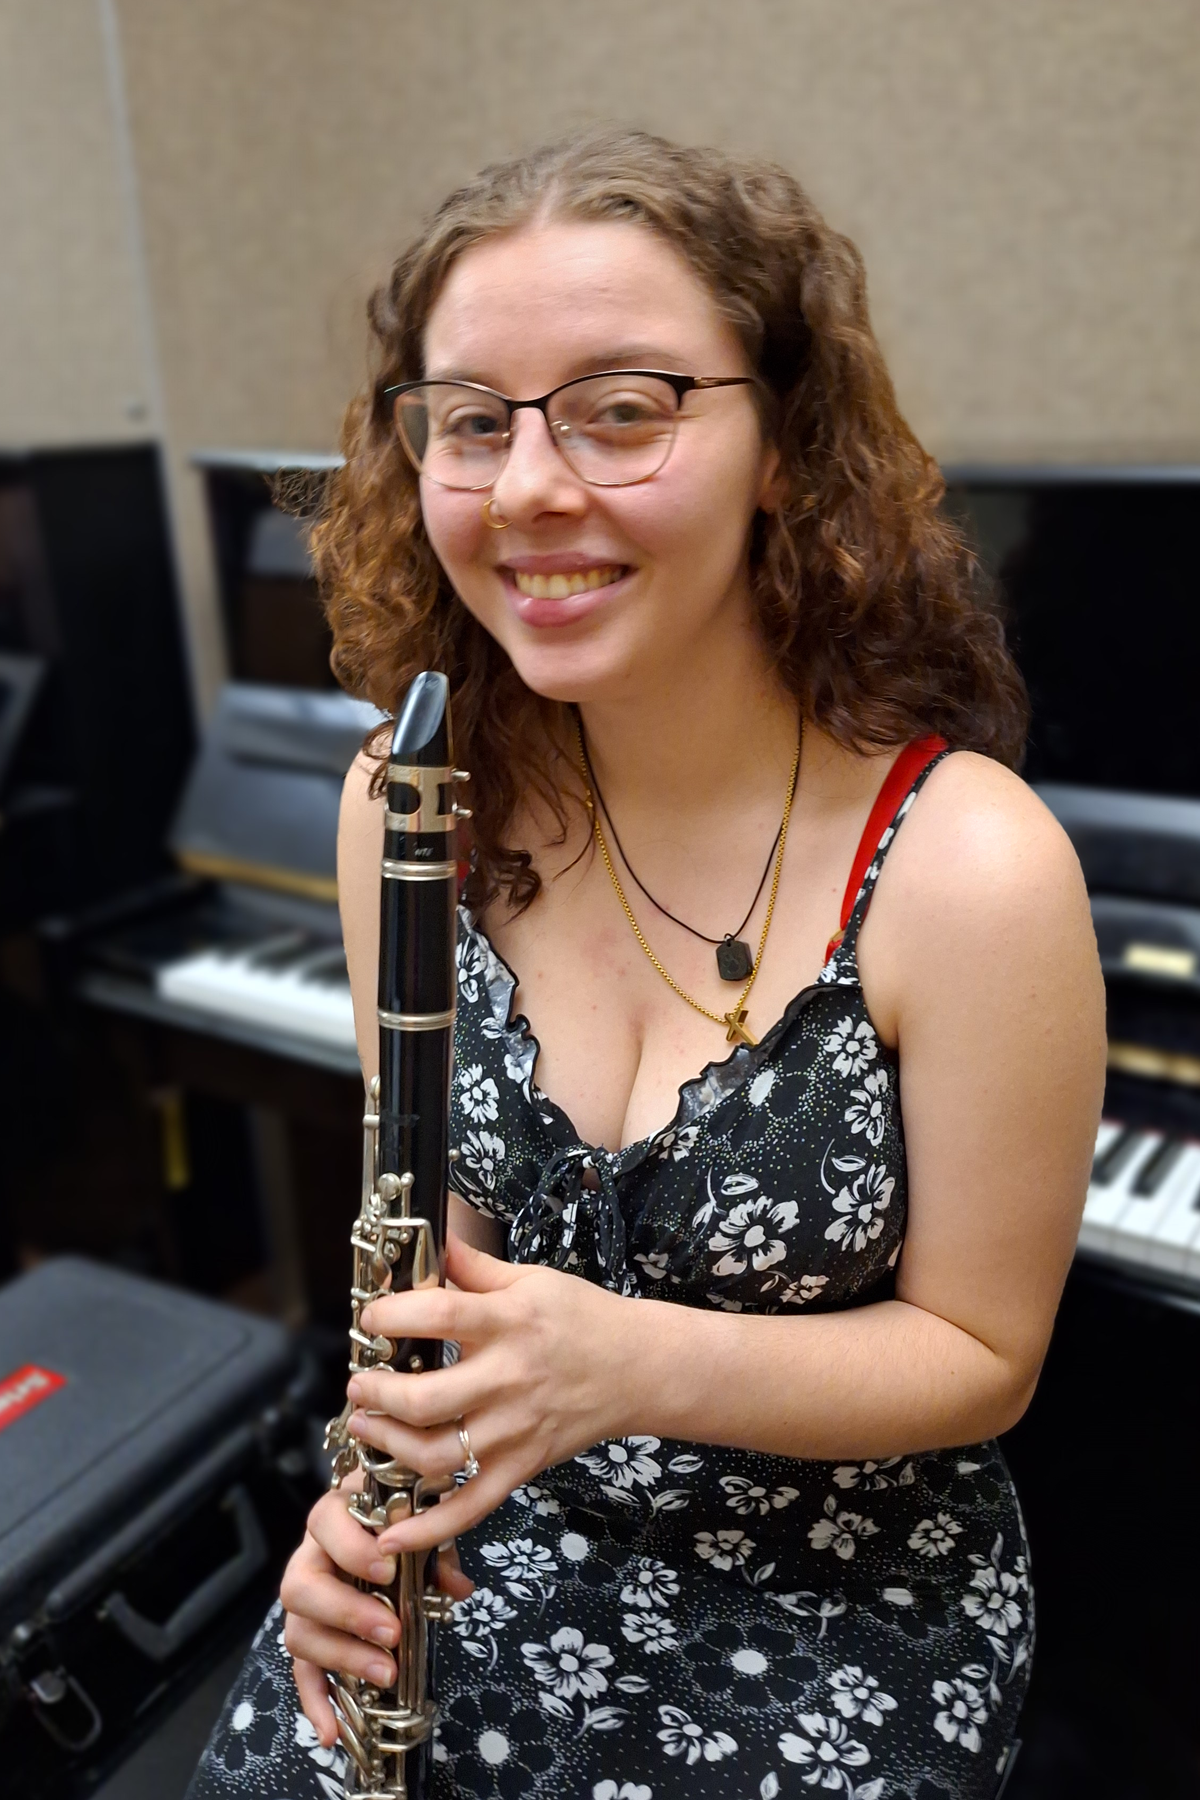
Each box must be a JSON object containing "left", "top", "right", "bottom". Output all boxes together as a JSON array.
[{"left": 756, "top": 442, "right": 786, "bottom": 514}]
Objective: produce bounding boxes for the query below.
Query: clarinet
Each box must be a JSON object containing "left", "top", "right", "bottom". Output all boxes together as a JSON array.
[{"left": 325, "top": 671, "right": 469, "bottom": 1800}]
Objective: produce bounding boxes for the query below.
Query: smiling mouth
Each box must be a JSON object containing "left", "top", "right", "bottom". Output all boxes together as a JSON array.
[{"left": 509, "top": 565, "right": 626, "bottom": 599}]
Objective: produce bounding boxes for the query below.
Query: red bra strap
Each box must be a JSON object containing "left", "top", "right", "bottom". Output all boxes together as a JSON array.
[{"left": 825, "top": 736, "right": 948, "bottom": 960}]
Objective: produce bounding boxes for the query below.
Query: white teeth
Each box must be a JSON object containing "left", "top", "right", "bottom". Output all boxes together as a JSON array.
[{"left": 512, "top": 566, "right": 623, "bottom": 599}]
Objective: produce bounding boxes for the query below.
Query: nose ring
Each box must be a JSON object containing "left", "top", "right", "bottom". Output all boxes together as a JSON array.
[{"left": 482, "top": 497, "right": 509, "bottom": 530}]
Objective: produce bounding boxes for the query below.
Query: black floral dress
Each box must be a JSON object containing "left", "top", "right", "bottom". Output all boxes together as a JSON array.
[{"left": 188, "top": 752, "right": 1031, "bottom": 1800}]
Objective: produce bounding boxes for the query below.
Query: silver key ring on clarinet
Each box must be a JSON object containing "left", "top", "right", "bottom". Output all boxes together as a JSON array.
[{"left": 457, "top": 1419, "right": 480, "bottom": 1481}]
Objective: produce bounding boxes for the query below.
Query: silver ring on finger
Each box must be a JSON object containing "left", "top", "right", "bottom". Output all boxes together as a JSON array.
[{"left": 457, "top": 1419, "right": 480, "bottom": 1481}]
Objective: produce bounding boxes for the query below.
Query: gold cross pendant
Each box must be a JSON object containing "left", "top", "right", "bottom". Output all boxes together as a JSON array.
[{"left": 724, "top": 1007, "right": 757, "bottom": 1047}]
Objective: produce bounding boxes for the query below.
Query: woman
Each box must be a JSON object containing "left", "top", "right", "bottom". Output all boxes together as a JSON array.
[{"left": 189, "top": 128, "right": 1104, "bottom": 1800}]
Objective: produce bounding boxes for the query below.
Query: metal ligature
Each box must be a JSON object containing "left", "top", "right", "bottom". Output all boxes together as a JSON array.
[{"left": 325, "top": 672, "right": 469, "bottom": 1799}]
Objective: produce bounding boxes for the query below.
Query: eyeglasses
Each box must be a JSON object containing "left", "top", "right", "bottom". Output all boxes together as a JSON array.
[{"left": 383, "top": 369, "right": 757, "bottom": 491}]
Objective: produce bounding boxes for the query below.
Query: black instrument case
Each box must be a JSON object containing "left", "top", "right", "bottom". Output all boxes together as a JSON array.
[{"left": 0, "top": 1257, "right": 313, "bottom": 1797}]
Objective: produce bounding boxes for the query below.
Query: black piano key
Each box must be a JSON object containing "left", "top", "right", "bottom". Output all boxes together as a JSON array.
[
  {"left": 1131, "top": 1135, "right": 1187, "bottom": 1197},
  {"left": 244, "top": 932, "right": 310, "bottom": 970},
  {"left": 1091, "top": 1126, "right": 1143, "bottom": 1186},
  {"left": 208, "top": 933, "right": 270, "bottom": 964},
  {"left": 302, "top": 949, "right": 348, "bottom": 987}
]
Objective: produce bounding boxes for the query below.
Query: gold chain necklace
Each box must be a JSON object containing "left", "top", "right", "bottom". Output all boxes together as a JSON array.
[{"left": 574, "top": 721, "right": 801, "bottom": 1047}]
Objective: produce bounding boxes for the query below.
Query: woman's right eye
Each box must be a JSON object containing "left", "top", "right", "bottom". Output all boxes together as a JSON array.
[{"left": 441, "top": 409, "right": 504, "bottom": 440}]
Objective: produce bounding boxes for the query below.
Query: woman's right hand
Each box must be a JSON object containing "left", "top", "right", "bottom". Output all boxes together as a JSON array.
[{"left": 281, "top": 1484, "right": 474, "bottom": 1747}]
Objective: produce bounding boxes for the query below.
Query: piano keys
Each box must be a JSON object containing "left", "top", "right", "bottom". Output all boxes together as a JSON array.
[
  {"left": 156, "top": 929, "right": 355, "bottom": 1052},
  {"left": 63, "top": 679, "right": 384, "bottom": 1075},
  {"left": 1081, "top": 1118, "right": 1200, "bottom": 1289}
]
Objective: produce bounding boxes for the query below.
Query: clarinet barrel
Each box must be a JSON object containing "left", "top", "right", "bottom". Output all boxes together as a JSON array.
[{"left": 325, "top": 671, "right": 469, "bottom": 1800}]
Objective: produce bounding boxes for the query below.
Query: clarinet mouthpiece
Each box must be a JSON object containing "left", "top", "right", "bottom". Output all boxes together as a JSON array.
[{"left": 391, "top": 671, "right": 451, "bottom": 766}]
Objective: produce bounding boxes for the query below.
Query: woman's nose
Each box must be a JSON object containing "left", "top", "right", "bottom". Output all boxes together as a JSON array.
[{"left": 489, "top": 407, "right": 587, "bottom": 522}]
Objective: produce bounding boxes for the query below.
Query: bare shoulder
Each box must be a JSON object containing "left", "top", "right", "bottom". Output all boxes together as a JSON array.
[
  {"left": 878, "top": 749, "right": 1088, "bottom": 922},
  {"left": 340, "top": 749, "right": 383, "bottom": 831},
  {"left": 338, "top": 753, "right": 384, "bottom": 886},
  {"left": 861, "top": 750, "right": 1102, "bottom": 1037}
]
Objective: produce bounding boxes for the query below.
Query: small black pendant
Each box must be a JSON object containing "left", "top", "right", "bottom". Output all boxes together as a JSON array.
[{"left": 716, "top": 936, "right": 754, "bottom": 982}]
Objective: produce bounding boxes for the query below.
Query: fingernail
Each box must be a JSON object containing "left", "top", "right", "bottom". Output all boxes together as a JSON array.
[
  {"left": 369, "top": 1559, "right": 395, "bottom": 1584},
  {"left": 372, "top": 1621, "right": 397, "bottom": 1645},
  {"left": 347, "top": 1380, "right": 362, "bottom": 1402},
  {"left": 368, "top": 1659, "right": 394, "bottom": 1684}
]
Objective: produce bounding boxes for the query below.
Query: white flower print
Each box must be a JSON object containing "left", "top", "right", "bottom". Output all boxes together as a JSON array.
[
  {"left": 694, "top": 1529, "right": 755, "bottom": 1570},
  {"left": 450, "top": 1587, "right": 518, "bottom": 1665},
  {"left": 843, "top": 1069, "right": 889, "bottom": 1148},
  {"left": 827, "top": 1666, "right": 897, "bottom": 1727},
  {"left": 932, "top": 1674, "right": 989, "bottom": 1751},
  {"left": 962, "top": 1562, "right": 1023, "bottom": 1638},
  {"left": 656, "top": 1123, "right": 699, "bottom": 1162},
  {"left": 778, "top": 1712, "right": 872, "bottom": 1786},
  {"left": 881, "top": 1586, "right": 915, "bottom": 1608},
  {"left": 521, "top": 1627, "right": 613, "bottom": 1699},
  {"left": 457, "top": 1062, "right": 499, "bottom": 1124},
  {"left": 775, "top": 1274, "right": 829, "bottom": 1306},
  {"left": 577, "top": 1438, "right": 663, "bottom": 1489},
  {"left": 293, "top": 1713, "right": 349, "bottom": 1800},
  {"left": 621, "top": 1609, "right": 679, "bottom": 1653},
  {"left": 478, "top": 1537, "right": 558, "bottom": 1599},
  {"left": 719, "top": 1476, "right": 800, "bottom": 1517},
  {"left": 593, "top": 1785, "right": 653, "bottom": 1800},
  {"left": 294, "top": 1712, "right": 345, "bottom": 1771},
  {"left": 748, "top": 1068, "right": 777, "bottom": 1107},
  {"left": 831, "top": 1458, "right": 915, "bottom": 1491},
  {"left": 657, "top": 1705, "right": 738, "bottom": 1765},
  {"left": 633, "top": 1250, "right": 671, "bottom": 1283},
  {"left": 295, "top": 1713, "right": 349, "bottom": 1799},
  {"left": 823, "top": 1016, "right": 879, "bottom": 1078},
  {"left": 511, "top": 1482, "right": 561, "bottom": 1516},
  {"left": 772, "top": 1591, "right": 848, "bottom": 1637},
  {"left": 908, "top": 1513, "right": 964, "bottom": 1558},
  {"left": 709, "top": 1194, "right": 800, "bottom": 1276},
  {"left": 808, "top": 1496, "right": 880, "bottom": 1560},
  {"left": 458, "top": 1129, "right": 505, "bottom": 1191},
  {"left": 455, "top": 933, "right": 486, "bottom": 1004},
  {"left": 825, "top": 1163, "right": 895, "bottom": 1253},
  {"left": 620, "top": 1560, "right": 680, "bottom": 1610},
  {"left": 451, "top": 1586, "right": 517, "bottom": 1639}
]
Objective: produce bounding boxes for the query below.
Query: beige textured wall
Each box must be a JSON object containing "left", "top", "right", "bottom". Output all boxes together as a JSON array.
[
  {"left": 0, "top": 0, "right": 151, "bottom": 445},
  {"left": 6, "top": 1, "right": 1198, "bottom": 707},
  {"left": 118, "top": 0, "right": 1200, "bottom": 460}
]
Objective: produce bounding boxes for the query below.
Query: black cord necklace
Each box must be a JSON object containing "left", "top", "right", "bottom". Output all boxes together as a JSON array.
[{"left": 578, "top": 729, "right": 787, "bottom": 983}]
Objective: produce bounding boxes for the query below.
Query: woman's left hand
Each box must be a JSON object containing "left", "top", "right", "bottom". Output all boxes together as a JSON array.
[{"left": 346, "top": 1235, "right": 644, "bottom": 1557}]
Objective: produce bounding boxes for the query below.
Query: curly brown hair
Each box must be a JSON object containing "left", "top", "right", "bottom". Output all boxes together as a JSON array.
[{"left": 312, "top": 126, "right": 1027, "bottom": 914}]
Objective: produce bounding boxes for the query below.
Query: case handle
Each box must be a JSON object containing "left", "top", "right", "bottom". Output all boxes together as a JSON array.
[
  {"left": 27, "top": 1668, "right": 103, "bottom": 1753},
  {"left": 100, "top": 1483, "right": 267, "bottom": 1664}
]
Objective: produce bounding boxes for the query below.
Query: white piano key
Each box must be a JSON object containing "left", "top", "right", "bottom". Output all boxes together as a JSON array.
[
  {"left": 157, "top": 940, "right": 357, "bottom": 1051},
  {"left": 1146, "top": 1158, "right": 1200, "bottom": 1276},
  {"left": 1093, "top": 1119, "right": 1123, "bottom": 1163},
  {"left": 1078, "top": 1129, "right": 1161, "bottom": 1257},
  {"left": 1107, "top": 1141, "right": 1200, "bottom": 1272}
]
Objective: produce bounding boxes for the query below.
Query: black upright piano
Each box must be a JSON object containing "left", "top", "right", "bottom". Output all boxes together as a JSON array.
[
  {"left": 945, "top": 465, "right": 1200, "bottom": 1799},
  {"left": 8, "top": 452, "right": 1200, "bottom": 1795}
]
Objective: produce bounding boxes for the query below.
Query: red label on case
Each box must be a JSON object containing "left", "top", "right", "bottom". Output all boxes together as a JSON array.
[{"left": 0, "top": 1364, "right": 66, "bottom": 1432}]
